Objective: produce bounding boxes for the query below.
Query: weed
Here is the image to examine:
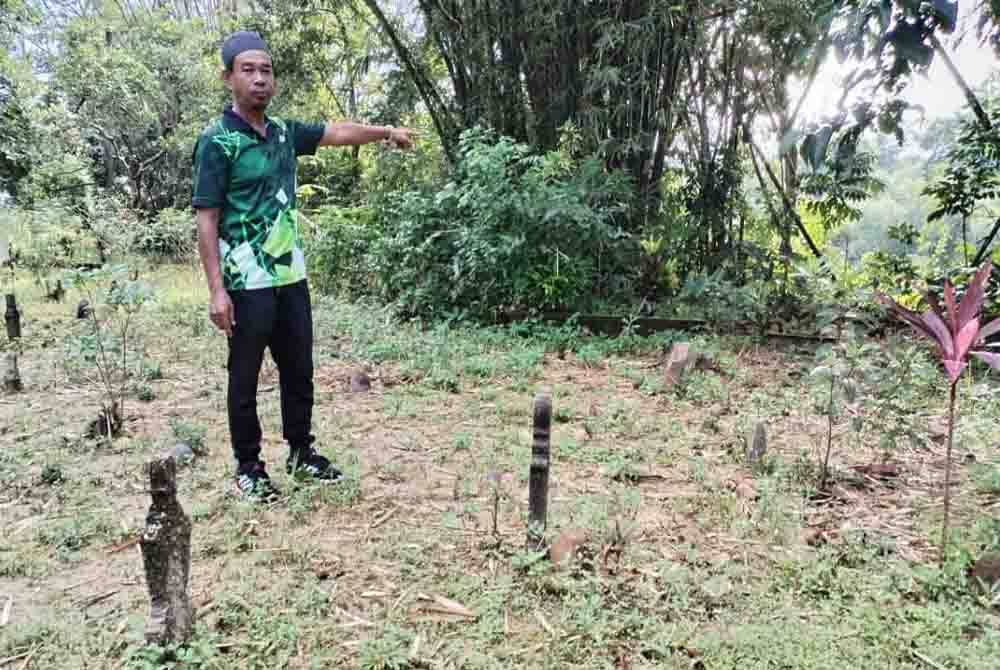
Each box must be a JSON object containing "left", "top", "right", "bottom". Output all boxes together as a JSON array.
[
  {"left": 972, "top": 463, "right": 1000, "bottom": 496},
  {"left": 36, "top": 515, "right": 121, "bottom": 562},
  {"left": 453, "top": 432, "right": 472, "bottom": 451},
  {"left": 135, "top": 382, "right": 155, "bottom": 402},
  {"left": 358, "top": 624, "right": 414, "bottom": 670},
  {"left": 39, "top": 463, "right": 64, "bottom": 485},
  {"left": 169, "top": 418, "right": 206, "bottom": 454}
]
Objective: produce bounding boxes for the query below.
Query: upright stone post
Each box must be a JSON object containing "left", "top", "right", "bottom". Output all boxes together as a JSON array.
[
  {"left": 2, "top": 352, "right": 21, "bottom": 393},
  {"left": 527, "top": 391, "right": 552, "bottom": 552},
  {"left": 5, "top": 294, "right": 20, "bottom": 340},
  {"left": 140, "top": 456, "right": 194, "bottom": 645},
  {"left": 3, "top": 294, "right": 21, "bottom": 393}
]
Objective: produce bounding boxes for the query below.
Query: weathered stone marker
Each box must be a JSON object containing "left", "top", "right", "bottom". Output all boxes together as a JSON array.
[
  {"left": 140, "top": 456, "right": 194, "bottom": 645},
  {"left": 3, "top": 294, "right": 21, "bottom": 393},
  {"left": 663, "top": 342, "right": 692, "bottom": 387},
  {"left": 4, "top": 294, "right": 20, "bottom": 340},
  {"left": 527, "top": 391, "right": 552, "bottom": 552},
  {"left": 349, "top": 369, "right": 371, "bottom": 393},
  {"left": 747, "top": 422, "right": 767, "bottom": 465},
  {"left": 2, "top": 352, "right": 21, "bottom": 393}
]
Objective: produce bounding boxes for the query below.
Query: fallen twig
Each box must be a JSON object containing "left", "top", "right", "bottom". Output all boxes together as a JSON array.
[
  {"left": 369, "top": 507, "right": 396, "bottom": 530},
  {"left": 77, "top": 590, "right": 118, "bottom": 609},
  {"left": 912, "top": 650, "right": 948, "bottom": 670},
  {"left": 533, "top": 610, "right": 558, "bottom": 637},
  {"left": 16, "top": 647, "right": 37, "bottom": 670},
  {"left": 61, "top": 575, "right": 102, "bottom": 593},
  {"left": 0, "top": 651, "right": 29, "bottom": 667},
  {"left": 105, "top": 536, "right": 140, "bottom": 555},
  {"left": 0, "top": 597, "right": 11, "bottom": 626},
  {"left": 415, "top": 593, "right": 476, "bottom": 619}
]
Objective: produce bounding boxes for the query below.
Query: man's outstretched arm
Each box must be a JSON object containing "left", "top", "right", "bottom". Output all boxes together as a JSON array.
[{"left": 319, "top": 122, "right": 414, "bottom": 149}]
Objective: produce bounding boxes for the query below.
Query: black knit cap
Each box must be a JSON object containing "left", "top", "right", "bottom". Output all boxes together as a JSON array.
[{"left": 222, "top": 31, "right": 270, "bottom": 70}]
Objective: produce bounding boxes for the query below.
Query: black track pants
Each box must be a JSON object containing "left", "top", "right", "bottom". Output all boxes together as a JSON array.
[{"left": 226, "top": 280, "right": 315, "bottom": 465}]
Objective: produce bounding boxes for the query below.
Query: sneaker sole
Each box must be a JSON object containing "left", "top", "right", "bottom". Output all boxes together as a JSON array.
[{"left": 233, "top": 481, "right": 281, "bottom": 502}]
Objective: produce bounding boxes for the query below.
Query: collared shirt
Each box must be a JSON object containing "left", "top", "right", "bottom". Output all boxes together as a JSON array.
[{"left": 192, "top": 107, "right": 325, "bottom": 291}]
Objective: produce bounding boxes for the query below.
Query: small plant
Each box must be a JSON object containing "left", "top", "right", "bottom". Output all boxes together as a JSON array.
[
  {"left": 169, "top": 418, "right": 207, "bottom": 455},
  {"left": 809, "top": 336, "right": 867, "bottom": 492},
  {"left": 40, "top": 463, "right": 64, "bottom": 486},
  {"left": 357, "top": 624, "right": 414, "bottom": 670},
  {"left": 877, "top": 261, "right": 1000, "bottom": 563},
  {"left": 135, "top": 383, "right": 155, "bottom": 402},
  {"left": 65, "top": 265, "right": 153, "bottom": 441}
]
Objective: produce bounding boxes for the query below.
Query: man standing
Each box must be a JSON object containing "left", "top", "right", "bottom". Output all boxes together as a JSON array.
[{"left": 193, "top": 31, "right": 413, "bottom": 501}]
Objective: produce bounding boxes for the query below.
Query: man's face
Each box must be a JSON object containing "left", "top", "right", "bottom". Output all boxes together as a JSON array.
[{"left": 224, "top": 50, "right": 274, "bottom": 112}]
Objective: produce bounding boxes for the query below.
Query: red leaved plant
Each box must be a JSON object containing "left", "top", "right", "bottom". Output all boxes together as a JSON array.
[{"left": 877, "top": 261, "right": 1000, "bottom": 563}]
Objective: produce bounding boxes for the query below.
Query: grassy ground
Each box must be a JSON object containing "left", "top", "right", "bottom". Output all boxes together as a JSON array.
[{"left": 1, "top": 263, "right": 999, "bottom": 669}]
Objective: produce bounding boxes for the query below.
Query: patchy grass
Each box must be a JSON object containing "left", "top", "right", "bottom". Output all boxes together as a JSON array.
[{"left": 1, "top": 263, "right": 999, "bottom": 669}]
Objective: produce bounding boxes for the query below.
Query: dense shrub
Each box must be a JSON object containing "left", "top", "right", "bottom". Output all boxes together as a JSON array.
[
  {"left": 301, "top": 205, "right": 378, "bottom": 297},
  {"left": 128, "top": 207, "right": 196, "bottom": 263},
  {"left": 338, "top": 128, "right": 633, "bottom": 319}
]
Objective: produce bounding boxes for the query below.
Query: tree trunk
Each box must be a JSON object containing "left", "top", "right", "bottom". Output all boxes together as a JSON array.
[
  {"left": 746, "top": 133, "right": 825, "bottom": 262},
  {"left": 973, "top": 215, "right": 1000, "bottom": 266},
  {"left": 930, "top": 34, "right": 992, "bottom": 133},
  {"left": 361, "top": 0, "right": 458, "bottom": 164}
]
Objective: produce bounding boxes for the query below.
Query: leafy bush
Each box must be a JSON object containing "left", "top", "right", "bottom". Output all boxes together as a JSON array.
[
  {"left": 301, "top": 205, "right": 378, "bottom": 297},
  {"left": 360, "top": 128, "right": 633, "bottom": 319},
  {"left": 127, "top": 207, "right": 196, "bottom": 263}
]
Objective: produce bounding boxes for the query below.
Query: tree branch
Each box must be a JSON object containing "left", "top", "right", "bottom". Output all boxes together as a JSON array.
[
  {"left": 357, "top": 0, "right": 457, "bottom": 163},
  {"left": 973, "top": 215, "right": 1000, "bottom": 266},
  {"left": 745, "top": 131, "right": 825, "bottom": 262},
  {"left": 929, "top": 33, "right": 992, "bottom": 132}
]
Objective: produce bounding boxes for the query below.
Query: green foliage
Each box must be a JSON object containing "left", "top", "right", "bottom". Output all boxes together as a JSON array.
[
  {"left": 365, "top": 128, "right": 632, "bottom": 318},
  {"left": 677, "top": 269, "right": 761, "bottom": 330},
  {"left": 125, "top": 636, "right": 219, "bottom": 670},
  {"left": 301, "top": 205, "right": 377, "bottom": 296},
  {"left": 129, "top": 207, "right": 196, "bottom": 263},
  {"left": 0, "top": 74, "right": 31, "bottom": 196},
  {"left": 357, "top": 624, "right": 414, "bottom": 670},
  {"left": 801, "top": 151, "right": 885, "bottom": 228},
  {"left": 924, "top": 99, "right": 1000, "bottom": 263},
  {"left": 64, "top": 265, "right": 154, "bottom": 438},
  {"left": 52, "top": 13, "right": 219, "bottom": 213},
  {"left": 170, "top": 418, "right": 206, "bottom": 455}
]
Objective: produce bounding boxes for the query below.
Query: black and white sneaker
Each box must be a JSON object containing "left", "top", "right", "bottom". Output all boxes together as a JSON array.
[
  {"left": 287, "top": 448, "right": 343, "bottom": 483},
  {"left": 235, "top": 462, "right": 281, "bottom": 502}
]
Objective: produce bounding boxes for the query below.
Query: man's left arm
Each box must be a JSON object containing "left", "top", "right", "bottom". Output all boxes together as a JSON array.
[{"left": 319, "top": 122, "right": 414, "bottom": 150}]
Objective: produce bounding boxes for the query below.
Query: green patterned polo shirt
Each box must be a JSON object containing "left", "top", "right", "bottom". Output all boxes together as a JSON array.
[{"left": 192, "top": 107, "right": 325, "bottom": 291}]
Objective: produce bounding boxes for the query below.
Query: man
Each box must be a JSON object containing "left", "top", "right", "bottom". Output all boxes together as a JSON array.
[{"left": 193, "top": 31, "right": 413, "bottom": 501}]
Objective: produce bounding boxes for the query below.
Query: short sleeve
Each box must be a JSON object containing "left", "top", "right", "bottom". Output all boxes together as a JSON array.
[
  {"left": 290, "top": 120, "right": 326, "bottom": 157},
  {"left": 191, "top": 133, "right": 229, "bottom": 209}
]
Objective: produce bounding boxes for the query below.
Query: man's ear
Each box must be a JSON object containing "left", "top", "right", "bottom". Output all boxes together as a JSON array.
[{"left": 221, "top": 69, "right": 232, "bottom": 89}]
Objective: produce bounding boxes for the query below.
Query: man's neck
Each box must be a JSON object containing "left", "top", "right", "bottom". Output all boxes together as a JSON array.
[{"left": 231, "top": 102, "right": 267, "bottom": 133}]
